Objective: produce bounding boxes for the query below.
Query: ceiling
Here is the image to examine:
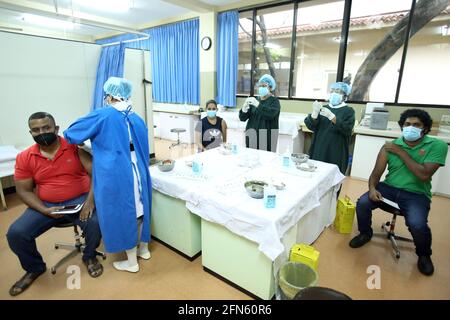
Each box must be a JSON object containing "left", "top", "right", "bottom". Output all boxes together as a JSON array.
[{"left": 0, "top": 0, "right": 252, "bottom": 42}]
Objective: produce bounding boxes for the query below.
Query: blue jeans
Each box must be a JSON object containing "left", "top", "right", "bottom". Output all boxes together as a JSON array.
[
  {"left": 356, "top": 182, "right": 432, "bottom": 256},
  {"left": 6, "top": 193, "right": 102, "bottom": 273}
]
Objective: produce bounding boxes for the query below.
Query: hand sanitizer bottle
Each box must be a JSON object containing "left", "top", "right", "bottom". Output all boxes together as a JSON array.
[
  {"left": 264, "top": 185, "right": 276, "bottom": 209},
  {"left": 282, "top": 148, "right": 290, "bottom": 167},
  {"left": 192, "top": 155, "right": 203, "bottom": 174}
]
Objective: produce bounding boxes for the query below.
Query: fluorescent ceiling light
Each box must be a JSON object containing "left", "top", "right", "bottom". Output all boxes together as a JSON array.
[
  {"left": 264, "top": 43, "right": 281, "bottom": 49},
  {"left": 73, "top": 0, "right": 132, "bottom": 13},
  {"left": 22, "top": 14, "right": 75, "bottom": 29}
]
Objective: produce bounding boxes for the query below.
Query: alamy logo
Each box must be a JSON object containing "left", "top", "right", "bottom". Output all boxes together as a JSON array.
[
  {"left": 366, "top": 265, "right": 381, "bottom": 289},
  {"left": 66, "top": 265, "right": 81, "bottom": 290}
]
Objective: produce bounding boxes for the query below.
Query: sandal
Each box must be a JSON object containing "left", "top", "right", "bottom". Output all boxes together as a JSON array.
[
  {"left": 9, "top": 270, "right": 46, "bottom": 296},
  {"left": 83, "top": 258, "right": 103, "bottom": 278}
]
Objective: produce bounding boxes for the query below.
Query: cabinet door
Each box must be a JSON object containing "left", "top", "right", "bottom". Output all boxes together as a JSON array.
[
  {"left": 433, "top": 147, "right": 450, "bottom": 197},
  {"left": 351, "top": 135, "right": 387, "bottom": 180},
  {"left": 153, "top": 112, "right": 160, "bottom": 137}
]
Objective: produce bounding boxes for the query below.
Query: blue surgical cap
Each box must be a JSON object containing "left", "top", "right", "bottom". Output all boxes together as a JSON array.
[
  {"left": 330, "top": 82, "right": 351, "bottom": 96},
  {"left": 103, "top": 77, "right": 133, "bottom": 100},
  {"left": 258, "top": 74, "right": 276, "bottom": 91}
]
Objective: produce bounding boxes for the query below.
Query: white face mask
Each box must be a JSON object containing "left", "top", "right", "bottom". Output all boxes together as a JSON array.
[{"left": 112, "top": 100, "right": 131, "bottom": 111}]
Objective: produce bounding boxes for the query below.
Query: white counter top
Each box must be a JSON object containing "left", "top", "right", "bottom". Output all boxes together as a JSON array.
[
  {"left": 153, "top": 103, "right": 200, "bottom": 115},
  {"left": 354, "top": 121, "right": 450, "bottom": 144}
]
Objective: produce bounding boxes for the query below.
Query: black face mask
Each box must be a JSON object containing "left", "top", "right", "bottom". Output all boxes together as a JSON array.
[{"left": 33, "top": 132, "right": 58, "bottom": 146}]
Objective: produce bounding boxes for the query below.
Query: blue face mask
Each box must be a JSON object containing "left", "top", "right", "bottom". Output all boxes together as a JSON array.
[
  {"left": 329, "top": 92, "right": 343, "bottom": 106},
  {"left": 402, "top": 126, "right": 422, "bottom": 142},
  {"left": 207, "top": 110, "right": 217, "bottom": 118},
  {"left": 258, "top": 86, "right": 270, "bottom": 97}
]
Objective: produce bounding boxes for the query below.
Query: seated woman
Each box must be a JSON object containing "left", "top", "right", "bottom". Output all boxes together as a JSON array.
[{"left": 195, "top": 99, "right": 227, "bottom": 151}]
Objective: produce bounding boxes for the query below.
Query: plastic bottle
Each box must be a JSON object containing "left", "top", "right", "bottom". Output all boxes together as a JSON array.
[
  {"left": 282, "top": 148, "right": 291, "bottom": 167},
  {"left": 264, "top": 185, "right": 276, "bottom": 209},
  {"left": 192, "top": 154, "right": 203, "bottom": 174}
]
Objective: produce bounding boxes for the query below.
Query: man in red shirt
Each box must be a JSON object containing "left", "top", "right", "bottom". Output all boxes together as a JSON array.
[{"left": 7, "top": 112, "right": 103, "bottom": 296}]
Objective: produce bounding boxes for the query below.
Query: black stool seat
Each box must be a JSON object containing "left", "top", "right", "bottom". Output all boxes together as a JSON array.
[{"left": 293, "top": 287, "right": 352, "bottom": 300}]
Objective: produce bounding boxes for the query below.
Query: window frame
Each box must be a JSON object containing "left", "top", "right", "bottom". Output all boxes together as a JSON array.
[{"left": 236, "top": 0, "right": 450, "bottom": 108}]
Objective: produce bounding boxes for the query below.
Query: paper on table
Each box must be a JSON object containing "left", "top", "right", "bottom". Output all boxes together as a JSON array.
[{"left": 381, "top": 197, "right": 400, "bottom": 210}]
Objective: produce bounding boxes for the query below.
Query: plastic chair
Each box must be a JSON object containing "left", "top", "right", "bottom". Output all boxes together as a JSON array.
[{"left": 51, "top": 221, "right": 106, "bottom": 274}]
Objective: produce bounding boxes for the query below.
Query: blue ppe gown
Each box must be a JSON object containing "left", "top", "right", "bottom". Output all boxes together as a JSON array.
[{"left": 64, "top": 106, "right": 152, "bottom": 253}]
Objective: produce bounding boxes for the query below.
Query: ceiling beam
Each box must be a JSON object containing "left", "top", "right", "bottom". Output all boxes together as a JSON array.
[{"left": 162, "top": 0, "right": 216, "bottom": 13}]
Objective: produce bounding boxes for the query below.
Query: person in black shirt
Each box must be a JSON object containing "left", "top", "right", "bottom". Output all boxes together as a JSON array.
[{"left": 195, "top": 99, "right": 228, "bottom": 151}]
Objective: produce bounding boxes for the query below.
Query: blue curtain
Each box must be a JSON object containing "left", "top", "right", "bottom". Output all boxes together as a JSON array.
[
  {"left": 95, "top": 19, "right": 199, "bottom": 105},
  {"left": 216, "top": 11, "right": 238, "bottom": 107},
  {"left": 92, "top": 43, "right": 125, "bottom": 110}
]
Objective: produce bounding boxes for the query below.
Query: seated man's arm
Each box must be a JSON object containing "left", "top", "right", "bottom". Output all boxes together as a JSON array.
[
  {"left": 368, "top": 146, "right": 388, "bottom": 202},
  {"left": 15, "top": 179, "right": 63, "bottom": 217},
  {"left": 385, "top": 143, "right": 441, "bottom": 181},
  {"left": 78, "top": 148, "right": 95, "bottom": 221}
]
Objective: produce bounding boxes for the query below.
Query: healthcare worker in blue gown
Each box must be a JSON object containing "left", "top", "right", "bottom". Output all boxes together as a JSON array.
[{"left": 64, "top": 77, "right": 152, "bottom": 273}]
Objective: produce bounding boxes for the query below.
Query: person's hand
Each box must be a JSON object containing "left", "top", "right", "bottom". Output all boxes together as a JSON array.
[
  {"left": 312, "top": 101, "right": 321, "bottom": 119},
  {"left": 369, "top": 189, "right": 383, "bottom": 202},
  {"left": 241, "top": 100, "right": 250, "bottom": 113},
  {"left": 384, "top": 142, "right": 403, "bottom": 155},
  {"left": 247, "top": 97, "right": 260, "bottom": 108},
  {"left": 43, "top": 206, "right": 65, "bottom": 219},
  {"left": 319, "top": 107, "right": 336, "bottom": 121},
  {"left": 80, "top": 200, "right": 95, "bottom": 222}
]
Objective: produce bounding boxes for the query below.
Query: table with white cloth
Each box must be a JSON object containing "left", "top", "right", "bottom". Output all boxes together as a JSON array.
[
  {"left": 0, "top": 146, "right": 20, "bottom": 210},
  {"left": 150, "top": 147, "right": 344, "bottom": 299}
]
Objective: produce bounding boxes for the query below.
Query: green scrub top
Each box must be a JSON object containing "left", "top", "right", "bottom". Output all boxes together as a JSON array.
[
  {"left": 239, "top": 95, "right": 281, "bottom": 152},
  {"left": 384, "top": 135, "right": 448, "bottom": 199},
  {"left": 304, "top": 104, "right": 355, "bottom": 174}
]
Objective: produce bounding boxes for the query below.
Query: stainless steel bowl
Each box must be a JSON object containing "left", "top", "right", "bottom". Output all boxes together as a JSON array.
[
  {"left": 244, "top": 180, "right": 268, "bottom": 199},
  {"left": 291, "top": 153, "right": 309, "bottom": 164},
  {"left": 158, "top": 159, "right": 175, "bottom": 172}
]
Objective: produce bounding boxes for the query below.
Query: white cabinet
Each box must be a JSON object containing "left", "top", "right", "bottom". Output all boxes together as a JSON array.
[
  {"left": 432, "top": 150, "right": 450, "bottom": 197},
  {"left": 156, "top": 112, "right": 197, "bottom": 143},
  {"left": 153, "top": 112, "right": 161, "bottom": 137},
  {"left": 351, "top": 134, "right": 387, "bottom": 181}
]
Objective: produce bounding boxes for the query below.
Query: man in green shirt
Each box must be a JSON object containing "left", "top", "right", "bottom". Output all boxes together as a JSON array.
[{"left": 349, "top": 109, "right": 447, "bottom": 276}]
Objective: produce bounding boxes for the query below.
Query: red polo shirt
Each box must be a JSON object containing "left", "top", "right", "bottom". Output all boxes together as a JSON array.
[{"left": 14, "top": 136, "right": 90, "bottom": 203}]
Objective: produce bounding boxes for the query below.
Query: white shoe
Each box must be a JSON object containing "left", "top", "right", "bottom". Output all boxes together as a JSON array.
[
  {"left": 138, "top": 250, "right": 151, "bottom": 260},
  {"left": 113, "top": 260, "right": 139, "bottom": 273}
]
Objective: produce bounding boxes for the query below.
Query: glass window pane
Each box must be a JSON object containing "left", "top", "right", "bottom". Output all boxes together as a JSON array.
[
  {"left": 254, "top": 4, "right": 294, "bottom": 97},
  {"left": 292, "top": 0, "right": 345, "bottom": 99},
  {"left": 345, "top": 0, "right": 413, "bottom": 102},
  {"left": 399, "top": 2, "right": 450, "bottom": 105},
  {"left": 238, "top": 11, "right": 253, "bottom": 95}
]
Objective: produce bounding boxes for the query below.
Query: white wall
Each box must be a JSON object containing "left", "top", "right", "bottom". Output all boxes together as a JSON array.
[{"left": 0, "top": 31, "right": 101, "bottom": 148}]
